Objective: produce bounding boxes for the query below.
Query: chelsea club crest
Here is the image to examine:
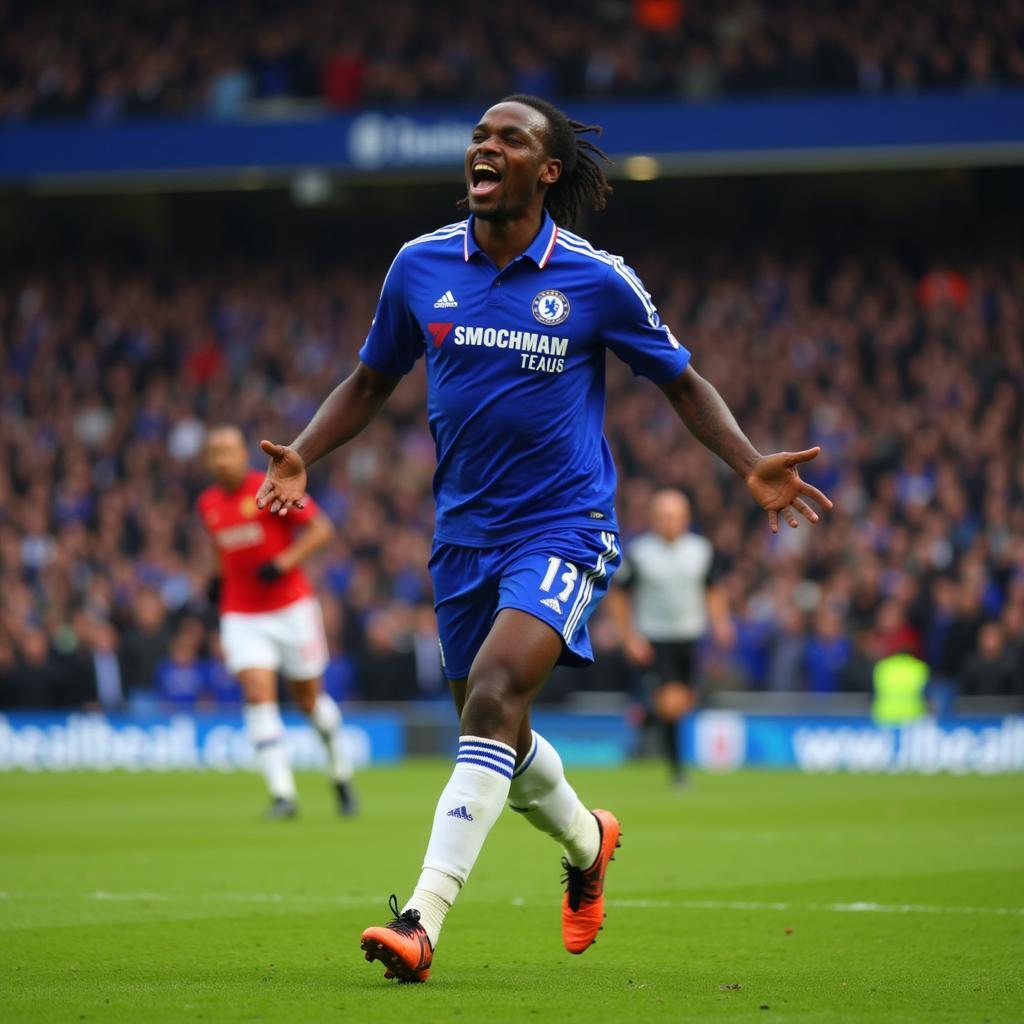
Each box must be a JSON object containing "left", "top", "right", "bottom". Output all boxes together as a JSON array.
[{"left": 531, "top": 289, "right": 570, "bottom": 326}]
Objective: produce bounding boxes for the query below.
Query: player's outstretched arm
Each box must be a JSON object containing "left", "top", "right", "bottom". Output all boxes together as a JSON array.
[
  {"left": 660, "top": 365, "right": 834, "bottom": 533},
  {"left": 257, "top": 361, "right": 402, "bottom": 516}
]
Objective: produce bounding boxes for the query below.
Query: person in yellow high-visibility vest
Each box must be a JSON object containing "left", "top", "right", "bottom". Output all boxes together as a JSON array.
[{"left": 872, "top": 650, "right": 930, "bottom": 726}]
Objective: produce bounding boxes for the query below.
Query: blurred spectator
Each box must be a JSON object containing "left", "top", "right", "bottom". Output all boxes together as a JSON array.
[
  {"left": 79, "top": 614, "right": 124, "bottom": 711},
  {"left": 320, "top": 596, "right": 359, "bottom": 703},
  {"left": 206, "top": 50, "right": 254, "bottom": 119},
  {"left": 9, "top": 630, "right": 65, "bottom": 707},
  {"left": 412, "top": 605, "right": 447, "bottom": 700},
  {"left": 321, "top": 42, "right": 367, "bottom": 110},
  {"left": 153, "top": 621, "right": 206, "bottom": 708},
  {"left": 839, "top": 630, "right": 876, "bottom": 694},
  {"left": 203, "top": 640, "right": 244, "bottom": 706},
  {"left": 765, "top": 607, "right": 806, "bottom": 692},
  {"left": 358, "top": 604, "right": 419, "bottom": 702},
  {"left": 804, "top": 607, "right": 852, "bottom": 694},
  {"left": 960, "top": 623, "right": 1020, "bottom": 698},
  {"left": 118, "top": 588, "right": 173, "bottom": 695},
  {"left": 871, "top": 600, "right": 922, "bottom": 661},
  {"left": 935, "top": 584, "right": 987, "bottom": 685}
]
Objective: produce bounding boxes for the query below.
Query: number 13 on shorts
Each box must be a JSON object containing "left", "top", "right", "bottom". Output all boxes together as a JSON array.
[
  {"left": 539, "top": 556, "right": 579, "bottom": 602},
  {"left": 496, "top": 530, "right": 619, "bottom": 663}
]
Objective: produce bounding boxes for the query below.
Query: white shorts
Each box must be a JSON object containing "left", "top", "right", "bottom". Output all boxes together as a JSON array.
[{"left": 221, "top": 596, "right": 329, "bottom": 681}]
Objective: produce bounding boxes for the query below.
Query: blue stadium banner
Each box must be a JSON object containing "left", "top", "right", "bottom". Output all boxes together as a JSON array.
[
  {"left": 0, "top": 711, "right": 404, "bottom": 772},
  {"left": 1, "top": 710, "right": 1021, "bottom": 773},
  {"left": 530, "top": 711, "right": 634, "bottom": 767},
  {"left": 2, "top": 93, "right": 1022, "bottom": 182},
  {"left": 689, "top": 712, "right": 1024, "bottom": 775}
]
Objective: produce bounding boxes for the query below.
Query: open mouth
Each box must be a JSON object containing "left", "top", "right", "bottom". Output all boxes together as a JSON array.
[{"left": 470, "top": 161, "right": 502, "bottom": 198}]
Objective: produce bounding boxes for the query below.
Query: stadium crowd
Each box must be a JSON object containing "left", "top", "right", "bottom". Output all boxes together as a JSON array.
[
  {"left": 2, "top": 0, "right": 1023, "bottom": 121},
  {"left": 1, "top": 239, "right": 1022, "bottom": 712}
]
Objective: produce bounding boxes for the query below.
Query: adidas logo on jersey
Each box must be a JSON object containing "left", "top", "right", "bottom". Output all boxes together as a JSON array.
[
  {"left": 433, "top": 290, "right": 458, "bottom": 308},
  {"left": 540, "top": 597, "right": 563, "bottom": 614},
  {"left": 446, "top": 805, "right": 474, "bottom": 821}
]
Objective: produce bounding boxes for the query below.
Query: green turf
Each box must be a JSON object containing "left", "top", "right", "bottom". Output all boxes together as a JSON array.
[{"left": 1, "top": 764, "right": 1022, "bottom": 1023}]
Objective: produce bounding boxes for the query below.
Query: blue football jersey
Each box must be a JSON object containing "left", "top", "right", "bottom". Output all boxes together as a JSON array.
[{"left": 359, "top": 212, "right": 691, "bottom": 546}]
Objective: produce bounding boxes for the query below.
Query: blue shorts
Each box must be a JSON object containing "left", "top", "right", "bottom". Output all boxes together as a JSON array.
[{"left": 430, "top": 527, "right": 621, "bottom": 681}]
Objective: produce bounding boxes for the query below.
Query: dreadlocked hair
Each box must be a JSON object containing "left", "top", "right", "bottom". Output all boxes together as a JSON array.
[
  {"left": 463, "top": 94, "right": 613, "bottom": 229},
  {"left": 504, "top": 94, "right": 613, "bottom": 228}
]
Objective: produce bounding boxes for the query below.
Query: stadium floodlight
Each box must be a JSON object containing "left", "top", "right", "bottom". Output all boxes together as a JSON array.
[
  {"left": 623, "top": 155, "right": 661, "bottom": 180},
  {"left": 291, "top": 169, "right": 331, "bottom": 205}
]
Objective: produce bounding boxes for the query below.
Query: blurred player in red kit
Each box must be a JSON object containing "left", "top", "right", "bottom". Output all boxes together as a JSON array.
[{"left": 198, "top": 425, "right": 356, "bottom": 818}]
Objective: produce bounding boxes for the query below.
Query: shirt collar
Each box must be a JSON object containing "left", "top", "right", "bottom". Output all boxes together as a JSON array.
[{"left": 463, "top": 210, "right": 559, "bottom": 269}]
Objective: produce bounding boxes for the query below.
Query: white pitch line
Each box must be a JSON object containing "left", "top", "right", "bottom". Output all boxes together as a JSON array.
[
  {"left": 207, "top": 893, "right": 379, "bottom": 906},
  {"left": 82, "top": 891, "right": 380, "bottom": 907},
  {"left": 605, "top": 898, "right": 1024, "bottom": 917},
  {"left": 24, "top": 892, "right": 1017, "bottom": 919},
  {"left": 90, "top": 890, "right": 170, "bottom": 902},
  {"left": 201, "top": 893, "right": 1024, "bottom": 917}
]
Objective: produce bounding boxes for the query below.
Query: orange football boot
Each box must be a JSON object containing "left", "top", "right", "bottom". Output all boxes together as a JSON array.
[
  {"left": 561, "top": 808, "right": 621, "bottom": 954},
  {"left": 360, "top": 895, "right": 434, "bottom": 983}
]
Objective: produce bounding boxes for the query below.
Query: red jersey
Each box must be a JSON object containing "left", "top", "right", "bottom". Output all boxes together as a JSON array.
[{"left": 197, "top": 469, "right": 317, "bottom": 614}]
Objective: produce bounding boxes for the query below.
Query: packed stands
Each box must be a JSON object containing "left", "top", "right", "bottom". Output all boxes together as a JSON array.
[
  {"left": 2, "top": 0, "right": 1023, "bottom": 121},
  {"left": 2, "top": 236, "right": 1021, "bottom": 708}
]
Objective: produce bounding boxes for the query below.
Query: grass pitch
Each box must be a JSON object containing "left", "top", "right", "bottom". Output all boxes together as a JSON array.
[{"left": 2, "top": 763, "right": 1022, "bottom": 1023}]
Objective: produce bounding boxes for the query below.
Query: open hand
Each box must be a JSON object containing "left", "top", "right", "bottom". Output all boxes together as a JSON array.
[
  {"left": 746, "top": 447, "right": 833, "bottom": 533},
  {"left": 255, "top": 440, "right": 307, "bottom": 517}
]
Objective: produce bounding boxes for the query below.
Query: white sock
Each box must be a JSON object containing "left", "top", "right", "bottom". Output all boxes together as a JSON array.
[
  {"left": 403, "top": 735, "right": 516, "bottom": 947},
  {"left": 561, "top": 803, "right": 602, "bottom": 869},
  {"left": 406, "top": 868, "right": 459, "bottom": 951},
  {"left": 244, "top": 702, "right": 297, "bottom": 801},
  {"left": 508, "top": 731, "right": 600, "bottom": 868},
  {"left": 308, "top": 692, "right": 353, "bottom": 782}
]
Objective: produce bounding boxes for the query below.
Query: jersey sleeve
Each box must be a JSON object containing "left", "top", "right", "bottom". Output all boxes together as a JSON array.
[
  {"left": 599, "top": 261, "right": 690, "bottom": 384},
  {"left": 358, "top": 247, "right": 424, "bottom": 376}
]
